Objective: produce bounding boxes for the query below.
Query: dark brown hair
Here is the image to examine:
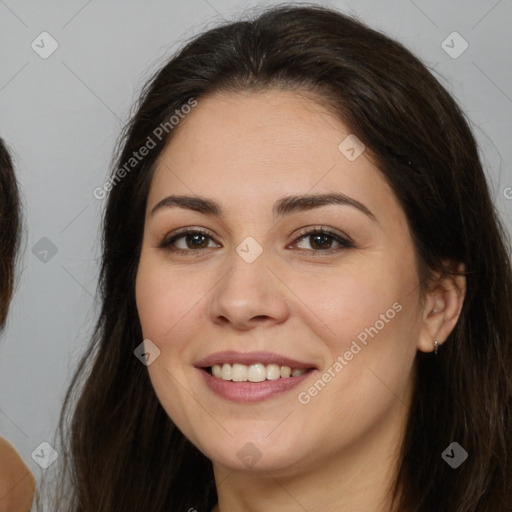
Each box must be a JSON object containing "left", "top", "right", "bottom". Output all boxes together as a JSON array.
[
  {"left": 48, "top": 4, "right": 512, "bottom": 511},
  {"left": 0, "top": 138, "right": 20, "bottom": 329}
]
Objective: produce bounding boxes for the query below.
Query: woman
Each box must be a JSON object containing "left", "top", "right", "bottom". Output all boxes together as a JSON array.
[
  {"left": 0, "top": 138, "right": 35, "bottom": 511},
  {"left": 51, "top": 4, "right": 512, "bottom": 511}
]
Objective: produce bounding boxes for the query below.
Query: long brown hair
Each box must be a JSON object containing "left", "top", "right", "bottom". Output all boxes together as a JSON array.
[
  {"left": 0, "top": 138, "right": 20, "bottom": 329},
  {"left": 47, "top": 4, "right": 512, "bottom": 511}
]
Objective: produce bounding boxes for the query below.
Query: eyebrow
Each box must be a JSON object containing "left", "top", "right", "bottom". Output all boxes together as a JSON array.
[{"left": 150, "top": 193, "right": 376, "bottom": 222}]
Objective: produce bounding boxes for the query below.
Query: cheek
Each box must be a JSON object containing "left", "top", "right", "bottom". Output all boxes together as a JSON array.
[
  {"left": 135, "top": 263, "right": 167, "bottom": 340},
  {"left": 292, "top": 266, "right": 419, "bottom": 440},
  {"left": 291, "top": 253, "right": 420, "bottom": 405},
  {"left": 135, "top": 257, "right": 204, "bottom": 342},
  {"left": 135, "top": 258, "right": 207, "bottom": 435},
  {"left": 292, "top": 255, "right": 417, "bottom": 345}
]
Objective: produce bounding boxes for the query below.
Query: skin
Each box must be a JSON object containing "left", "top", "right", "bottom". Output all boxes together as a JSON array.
[
  {"left": 0, "top": 438, "right": 35, "bottom": 511},
  {"left": 135, "top": 89, "right": 466, "bottom": 512}
]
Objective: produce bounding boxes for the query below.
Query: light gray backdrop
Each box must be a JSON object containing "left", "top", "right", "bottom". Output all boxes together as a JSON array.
[{"left": 0, "top": 0, "right": 511, "bottom": 504}]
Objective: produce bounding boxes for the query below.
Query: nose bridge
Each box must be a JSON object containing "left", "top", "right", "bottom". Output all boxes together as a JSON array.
[{"left": 208, "top": 238, "right": 289, "bottom": 328}]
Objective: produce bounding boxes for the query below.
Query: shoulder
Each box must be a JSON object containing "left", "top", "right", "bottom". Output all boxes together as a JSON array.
[{"left": 0, "top": 437, "right": 35, "bottom": 512}]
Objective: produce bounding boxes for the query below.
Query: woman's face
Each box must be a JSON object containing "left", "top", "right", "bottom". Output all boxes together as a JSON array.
[{"left": 136, "top": 89, "right": 427, "bottom": 474}]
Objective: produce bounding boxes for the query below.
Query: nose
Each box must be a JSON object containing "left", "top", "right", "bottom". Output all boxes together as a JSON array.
[{"left": 207, "top": 247, "right": 290, "bottom": 331}]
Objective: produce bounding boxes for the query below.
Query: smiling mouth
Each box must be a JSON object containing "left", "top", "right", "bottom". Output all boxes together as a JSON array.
[{"left": 205, "top": 363, "right": 315, "bottom": 382}]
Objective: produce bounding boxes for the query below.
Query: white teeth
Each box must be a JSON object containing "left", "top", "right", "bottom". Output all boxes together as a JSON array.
[
  {"left": 209, "top": 363, "right": 310, "bottom": 381},
  {"left": 280, "top": 366, "right": 291, "bottom": 378},
  {"left": 232, "top": 363, "right": 248, "bottom": 381},
  {"left": 247, "top": 363, "right": 266, "bottom": 382},
  {"left": 266, "top": 364, "right": 281, "bottom": 380},
  {"left": 221, "top": 363, "right": 232, "bottom": 380}
]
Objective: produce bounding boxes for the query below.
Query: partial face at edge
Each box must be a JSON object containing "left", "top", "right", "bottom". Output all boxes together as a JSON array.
[{"left": 135, "top": 89, "right": 427, "bottom": 473}]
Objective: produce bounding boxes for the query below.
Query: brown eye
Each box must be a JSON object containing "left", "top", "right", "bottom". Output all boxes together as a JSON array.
[
  {"left": 159, "top": 229, "right": 220, "bottom": 254},
  {"left": 292, "top": 227, "right": 354, "bottom": 253},
  {"left": 181, "top": 233, "right": 210, "bottom": 249},
  {"left": 307, "top": 233, "right": 334, "bottom": 250}
]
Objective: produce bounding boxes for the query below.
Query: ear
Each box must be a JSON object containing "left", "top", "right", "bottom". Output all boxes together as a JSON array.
[{"left": 417, "top": 262, "right": 466, "bottom": 353}]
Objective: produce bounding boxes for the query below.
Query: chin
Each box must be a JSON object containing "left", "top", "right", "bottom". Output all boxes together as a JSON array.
[{"left": 196, "top": 430, "right": 312, "bottom": 473}]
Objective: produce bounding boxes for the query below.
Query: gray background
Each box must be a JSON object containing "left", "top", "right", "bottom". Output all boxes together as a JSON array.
[{"left": 0, "top": 0, "right": 511, "bottom": 502}]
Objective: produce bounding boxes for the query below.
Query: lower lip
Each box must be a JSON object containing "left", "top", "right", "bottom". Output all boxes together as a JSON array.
[{"left": 199, "top": 368, "right": 315, "bottom": 403}]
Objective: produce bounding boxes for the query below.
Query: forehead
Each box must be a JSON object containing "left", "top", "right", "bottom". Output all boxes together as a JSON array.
[
  {"left": 149, "top": 89, "right": 398, "bottom": 224},
  {"left": 161, "top": 89, "right": 346, "bottom": 166}
]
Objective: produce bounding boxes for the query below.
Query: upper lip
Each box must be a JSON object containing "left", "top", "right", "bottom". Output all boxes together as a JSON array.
[{"left": 195, "top": 351, "right": 317, "bottom": 370}]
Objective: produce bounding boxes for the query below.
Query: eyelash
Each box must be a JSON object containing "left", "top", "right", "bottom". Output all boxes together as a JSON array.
[{"left": 159, "top": 226, "right": 355, "bottom": 256}]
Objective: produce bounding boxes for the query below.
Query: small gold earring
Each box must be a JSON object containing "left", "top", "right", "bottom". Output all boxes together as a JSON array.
[{"left": 434, "top": 338, "right": 439, "bottom": 355}]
